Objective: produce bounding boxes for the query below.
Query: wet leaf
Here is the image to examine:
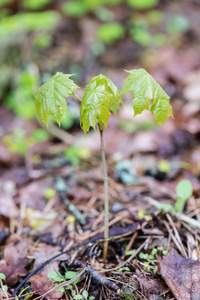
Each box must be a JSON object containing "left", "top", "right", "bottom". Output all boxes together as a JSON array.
[
  {"left": 80, "top": 74, "right": 123, "bottom": 134},
  {"left": 159, "top": 248, "right": 200, "bottom": 300},
  {"left": 35, "top": 72, "right": 79, "bottom": 126},
  {"left": 80, "top": 77, "right": 112, "bottom": 134},
  {"left": 89, "top": 74, "right": 123, "bottom": 116},
  {"left": 122, "top": 69, "right": 173, "bottom": 126}
]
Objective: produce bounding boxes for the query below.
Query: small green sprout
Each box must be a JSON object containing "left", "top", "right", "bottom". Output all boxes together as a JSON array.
[{"left": 175, "top": 179, "right": 193, "bottom": 213}]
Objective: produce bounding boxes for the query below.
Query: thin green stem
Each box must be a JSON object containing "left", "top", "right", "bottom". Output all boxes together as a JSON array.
[
  {"left": 99, "top": 128, "right": 109, "bottom": 259},
  {"left": 74, "top": 93, "right": 82, "bottom": 102}
]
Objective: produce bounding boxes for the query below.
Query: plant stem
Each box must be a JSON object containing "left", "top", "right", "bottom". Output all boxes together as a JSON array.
[
  {"left": 99, "top": 128, "right": 109, "bottom": 258},
  {"left": 74, "top": 93, "right": 82, "bottom": 102}
]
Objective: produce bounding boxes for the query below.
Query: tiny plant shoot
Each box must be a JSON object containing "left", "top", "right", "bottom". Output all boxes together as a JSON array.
[{"left": 35, "top": 69, "right": 173, "bottom": 258}]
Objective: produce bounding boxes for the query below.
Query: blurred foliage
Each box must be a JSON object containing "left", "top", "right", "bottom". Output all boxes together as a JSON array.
[
  {"left": 0, "top": 0, "right": 190, "bottom": 126},
  {"left": 97, "top": 22, "right": 125, "bottom": 44},
  {"left": 3, "top": 128, "right": 49, "bottom": 156},
  {"left": 0, "top": 11, "right": 60, "bottom": 41},
  {"left": 5, "top": 68, "right": 39, "bottom": 120},
  {"left": 0, "top": 0, "right": 12, "bottom": 5},
  {"left": 127, "top": 0, "right": 159, "bottom": 9},
  {"left": 166, "top": 15, "right": 189, "bottom": 36},
  {"left": 23, "top": 0, "right": 53, "bottom": 10},
  {"left": 62, "top": 1, "right": 86, "bottom": 17},
  {"left": 62, "top": 0, "right": 122, "bottom": 17},
  {"left": 119, "top": 120, "right": 156, "bottom": 132},
  {"left": 64, "top": 146, "right": 91, "bottom": 167}
]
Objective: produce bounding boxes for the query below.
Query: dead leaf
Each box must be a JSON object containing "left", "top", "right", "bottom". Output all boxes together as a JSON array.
[
  {"left": 138, "top": 275, "right": 170, "bottom": 300},
  {"left": 0, "top": 240, "right": 29, "bottom": 285},
  {"left": 29, "top": 244, "right": 68, "bottom": 299},
  {"left": 159, "top": 248, "right": 200, "bottom": 300},
  {"left": 0, "top": 194, "right": 18, "bottom": 218},
  {"left": 32, "top": 243, "right": 68, "bottom": 275},
  {"left": 30, "top": 272, "right": 63, "bottom": 300},
  {"left": 17, "top": 179, "right": 47, "bottom": 210}
]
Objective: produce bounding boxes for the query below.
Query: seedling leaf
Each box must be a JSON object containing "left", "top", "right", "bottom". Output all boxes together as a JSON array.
[
  {"left": 65, "top": 271, "right": 79, "bottom": 284},
  {"left": 90, "top": 74, "right": 123, "bottom": 115},
  {"left": 80, "top": 74, "right": 123, "bottom": 134},
  {"left": 47, "top": 270, "right": 64, "bottom": 282},
  {"left": 35, "top": 72, "right": 79, "bottom": 126},
  {"left": 0, "top": 273, "right": 6, "bottom": 280},
  {"left": 175, "top": 179, "right": 193, "bottom": 213},
  {"left": 73, "top": 296, "right": 83, "bottom": 300},
  {"left": 176, "top": 179, "right": 193, "bottom": 201},
  {"left": 82, "top": 290, "right": 88, "bottom": 300},
  {"left": 122, "top": 69, "right": 173, "bottom": 126}
]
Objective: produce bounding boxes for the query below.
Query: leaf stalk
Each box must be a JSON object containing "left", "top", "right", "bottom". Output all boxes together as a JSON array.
[{"left": 74, "top": 93, "right": 82, "bottom": 102}]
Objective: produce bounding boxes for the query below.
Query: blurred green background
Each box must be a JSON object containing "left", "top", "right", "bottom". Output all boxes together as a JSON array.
[{"left": 0, "top": 0, "right": 195, "bottom": 157}]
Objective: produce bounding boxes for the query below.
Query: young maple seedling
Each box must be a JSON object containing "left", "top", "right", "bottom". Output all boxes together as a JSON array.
[{"left": 35, "top": 69, "right": 173, "bottom": 258}]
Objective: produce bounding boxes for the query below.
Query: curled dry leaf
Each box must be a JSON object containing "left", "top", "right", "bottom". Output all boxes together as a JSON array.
[{"left": 159, "top": 248, "right": 200, "bottom": 300}]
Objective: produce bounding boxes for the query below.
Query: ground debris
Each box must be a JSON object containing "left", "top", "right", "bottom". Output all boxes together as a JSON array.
[{"left": 159, "top": 248, "right": 200, "bottom": 300}]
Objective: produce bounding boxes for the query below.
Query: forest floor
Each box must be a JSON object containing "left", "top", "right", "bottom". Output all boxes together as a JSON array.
[{"left": 0, "top": 0, "right": 200, "bottom": 299}]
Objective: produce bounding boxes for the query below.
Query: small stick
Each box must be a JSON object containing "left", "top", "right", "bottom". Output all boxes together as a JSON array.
[
  {"left": 73, "top": 261, "right": 120, "bottom": 292},
  {"left": 163, "top": 221, "right": 185, "bottom": 257},
  {"left": 166, "top": 213, "right": 187, "bottom": 258},
  {"left": 122, "top": 232, "right": 138, "bottom": 259}
]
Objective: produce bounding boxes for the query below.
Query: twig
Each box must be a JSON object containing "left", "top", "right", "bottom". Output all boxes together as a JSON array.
[
  {"left": 122, "top": 232, "right": 138, "bottom": 259},
  {"left": 166, "top": 213, "right": 187, "bottom": 258},
  {"left": 163, "top": 221, "right": 186, "bottom": 257},
  {"left": 73, "top": 261, "right": 120, "bottom": 292}
]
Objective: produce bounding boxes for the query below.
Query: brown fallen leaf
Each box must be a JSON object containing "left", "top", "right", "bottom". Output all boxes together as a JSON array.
[
  {"left": 30, "top": 272, "right": 63, "bottom": 300},
  {"left": 0, "top": 240, "right": 29, "bottom": 285},
  {"left": 29, "top": 244, "right": 68, "bottom": 299},
  {"left": 138, "top": 275, "right": 170, "bottom": 300},
  {"left": 159, "top": 248, "right": 200, "bottom": 300},
  {"left": 32, "top": 243, "right": 69, "bottom": 274},
  {"left": 0, "top": 194, "right": 18, "bottom": 218}
]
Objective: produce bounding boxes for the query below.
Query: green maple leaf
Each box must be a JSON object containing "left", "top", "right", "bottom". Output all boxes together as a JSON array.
[
  {"left": 80, "top": 75, "right": 122, "bottom": 134},
  {"left": 90, "top": 74, "right": 123, "bottom": 116},
  {"left": 35, "top": 72, "right": 79, "bottom": 126},
  {"left": 122, "top": 69, "right": 173, "bottom": 126}
]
